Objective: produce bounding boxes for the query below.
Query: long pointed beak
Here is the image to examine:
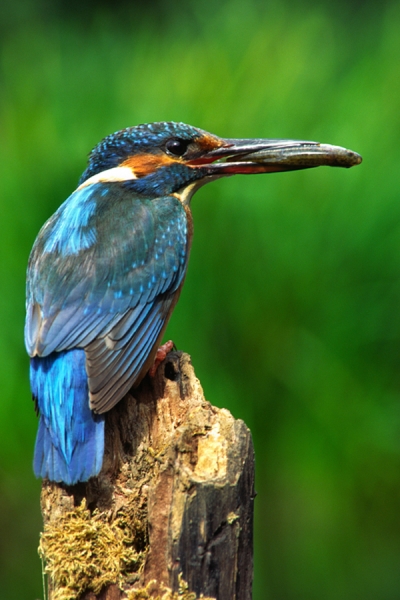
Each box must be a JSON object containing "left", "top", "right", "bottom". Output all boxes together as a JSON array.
[{"left": 198, "top": 138, "right": 362, "bottom": 175}]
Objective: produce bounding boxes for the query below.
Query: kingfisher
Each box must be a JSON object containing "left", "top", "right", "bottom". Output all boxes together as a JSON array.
[{"left": 25, "top": 121, "right": 361, "bottom": 485}]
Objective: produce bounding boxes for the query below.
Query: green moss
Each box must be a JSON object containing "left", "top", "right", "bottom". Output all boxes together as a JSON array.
[{"left": 39, "top": 500, "right": 145, "bottom": 600}]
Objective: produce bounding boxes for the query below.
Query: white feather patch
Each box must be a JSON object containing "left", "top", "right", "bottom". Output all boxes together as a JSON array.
[{"left": 78, "top": 166, "right": 137, "bottom": 189}]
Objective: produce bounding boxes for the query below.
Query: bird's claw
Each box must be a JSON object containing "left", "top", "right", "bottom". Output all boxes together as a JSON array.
[{"left": 149, "top": 340, "right": 175, "bottom": 377}]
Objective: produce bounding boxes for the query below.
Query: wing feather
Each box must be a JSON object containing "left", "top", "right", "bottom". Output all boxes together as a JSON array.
[
  {"left": 86, "top": 298, "right": 170, "bottom": 395},
  {"left": 88, "top": 305, "right": 169, "bottom": 413}
]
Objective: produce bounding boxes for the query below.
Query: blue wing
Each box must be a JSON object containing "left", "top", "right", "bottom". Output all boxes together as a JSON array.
[{"left": 25, "top": 182, "right": 190, "bottom": 414}]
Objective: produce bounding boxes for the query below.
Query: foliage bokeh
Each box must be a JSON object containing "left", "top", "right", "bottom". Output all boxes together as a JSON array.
[{"left": 1, "top": 1, "right": 399, "bottom": 598}]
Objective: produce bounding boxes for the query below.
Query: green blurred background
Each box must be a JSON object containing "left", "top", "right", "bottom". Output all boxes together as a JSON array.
[{"left": 1, "top": 0, "right": 399, "bottom": 597}]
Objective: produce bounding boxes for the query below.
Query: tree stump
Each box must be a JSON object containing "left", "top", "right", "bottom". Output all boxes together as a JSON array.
[{"left": 39, "top": 352, "right": 255, "bottom": 600}]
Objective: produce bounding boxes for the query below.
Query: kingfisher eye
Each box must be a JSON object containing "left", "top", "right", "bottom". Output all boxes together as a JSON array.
[{"left": 165, "top": 138, "right": 190, "bottom": 157}]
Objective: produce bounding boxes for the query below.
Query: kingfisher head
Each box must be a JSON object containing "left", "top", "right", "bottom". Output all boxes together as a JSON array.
[{"left": 79, "top": 121, "right": 362, "bottom": 203}]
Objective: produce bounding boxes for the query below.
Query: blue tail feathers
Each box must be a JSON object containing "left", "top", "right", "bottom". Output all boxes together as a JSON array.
[{"left": 31, "top": 349, "right": 105, "bottom": 484}]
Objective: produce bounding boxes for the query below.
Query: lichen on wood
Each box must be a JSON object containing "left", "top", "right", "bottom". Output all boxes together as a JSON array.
[{"left": 126, "top": 574, "right": 215, "bottom": 599}]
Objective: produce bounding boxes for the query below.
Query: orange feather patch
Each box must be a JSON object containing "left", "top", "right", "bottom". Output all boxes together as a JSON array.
[{"left": 121, "top": 153, "right": 178, "bottom": 178}]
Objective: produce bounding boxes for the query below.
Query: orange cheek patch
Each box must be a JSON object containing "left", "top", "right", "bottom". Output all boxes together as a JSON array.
[{"left": 121, "top": 153, "right": 179, "bottom": 178}]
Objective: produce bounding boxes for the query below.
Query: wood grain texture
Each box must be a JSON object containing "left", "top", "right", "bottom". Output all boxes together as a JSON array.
[{"left": 40, "top": 352, "right": 255, "bottom": 600}]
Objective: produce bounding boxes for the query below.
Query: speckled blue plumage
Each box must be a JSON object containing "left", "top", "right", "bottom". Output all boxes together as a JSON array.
[{"left": 26, "top": 184, "right": 188, "bottom": 358}]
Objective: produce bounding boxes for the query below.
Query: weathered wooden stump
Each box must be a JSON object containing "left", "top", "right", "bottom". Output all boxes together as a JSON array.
[{"left": 39, "top": 352, "right": 255, "bottom": 600}]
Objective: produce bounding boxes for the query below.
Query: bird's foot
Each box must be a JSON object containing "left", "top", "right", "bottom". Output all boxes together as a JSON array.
[{"left": 149, "top": 340, "right": 175, "bottom": 377}]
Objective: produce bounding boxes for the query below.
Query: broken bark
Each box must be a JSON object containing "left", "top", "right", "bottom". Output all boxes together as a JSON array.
[{"left": 39, "top": 352, "right": 255, "bottom": 600}]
